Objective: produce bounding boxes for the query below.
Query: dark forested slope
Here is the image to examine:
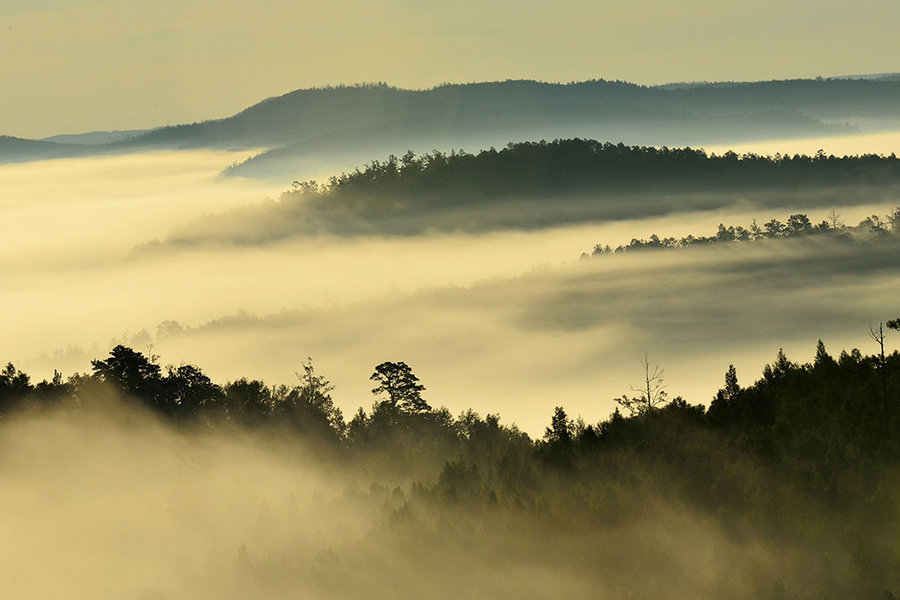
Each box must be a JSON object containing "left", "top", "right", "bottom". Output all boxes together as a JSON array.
[
  {"left": 166, "top": 139, "right": 900, "bottom": 243},
  {"left": 8, "top": 77, "right": 900, "bottom": 169},
  {"left": 4, "top": 332, "right": 900, "bottom": 598},
  {"left": 0, "top": 135, "right": 92, "bottom": 162}
]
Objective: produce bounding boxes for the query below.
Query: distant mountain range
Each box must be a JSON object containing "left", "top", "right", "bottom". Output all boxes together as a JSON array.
[
  {"left": 0, "top": 136, "right": 92, "bottom": 162},
  {"left": 0, "top": 128, "right": 153, "bottom": 164},
  {"left": 4, "top": 76, "right": 900, "bottom": 177},
  {"left": 42, "top": 129, "right": 150, "bottom": 145}
]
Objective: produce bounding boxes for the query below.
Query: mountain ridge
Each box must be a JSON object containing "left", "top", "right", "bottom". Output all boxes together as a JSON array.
[{"left": 3, "top": 77, "right": 899, "bottom": 171}]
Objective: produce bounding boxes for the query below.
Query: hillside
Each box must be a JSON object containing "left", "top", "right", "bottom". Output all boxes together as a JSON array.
[
  {"left": 177, "top": 77, "right": 900, "bottom": 178},
  {"left": 9, "top": 76, "right": 900, "bottom": 170},
  {"left": 139, "top": 78, "right": 900, "bottom": 153},
  {"left": 166, "top": 139, "right": 900, "bottom": 243},
  {"left": 584, "top": 209, "right": 900, "bottom": 257},
  {"left": 41, "top": 129, "right": 150, "bottom": 146},
  {"left": 4, "top": 334, "right": 900, "bottom": 599},
  {"left": 0, "top": 135, "right": 93, "bottom": 162}
]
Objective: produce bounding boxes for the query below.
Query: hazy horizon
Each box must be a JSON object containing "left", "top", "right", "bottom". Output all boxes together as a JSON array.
[
  {"left": 5, "top": 73, "right": 900, "bottom": 142},
  {"left": 3, "top": 0, "right": 900, "bottom": 138}
]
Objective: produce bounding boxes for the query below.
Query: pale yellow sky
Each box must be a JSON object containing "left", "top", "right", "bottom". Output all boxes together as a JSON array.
[{"left": 1, "top": 0, "right": 899, "bottom": 138}]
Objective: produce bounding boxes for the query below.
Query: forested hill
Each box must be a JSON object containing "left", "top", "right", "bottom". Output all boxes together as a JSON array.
[
  {"left": 7, "top": 77, "right": 900, "bottom": 169},
  {"left": 0, "top": 135, "right": 92, "bottom": 162},
  {"left": 167, "top": 139, "right": 900, "bottom": 242},
  {"left": 143, "top": 77, "right": 900, "bottom": 151},
  {"left": 4, "top": 334, "right": 900, "bottom": 598},
  {"left": 585, "top": 208, "right": 900, "bottom": 257},
  {"left": 297, "top": 140, "right": 900, "bottom": 199},
  {"left": 219, "top": 77, "right": 896, "bottom": 177}
]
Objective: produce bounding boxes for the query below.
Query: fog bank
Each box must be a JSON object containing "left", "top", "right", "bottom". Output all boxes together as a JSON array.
[
  {"left": 1, "top": 400, "right": 892, "bottom": 599},
  {"left": 3, "top": 150, "right": 900, "bottom": 434}
]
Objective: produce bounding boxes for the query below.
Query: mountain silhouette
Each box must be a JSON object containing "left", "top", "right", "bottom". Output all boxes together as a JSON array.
[{"left": 5, "top": 77, "right": 900, "bottom": 171}]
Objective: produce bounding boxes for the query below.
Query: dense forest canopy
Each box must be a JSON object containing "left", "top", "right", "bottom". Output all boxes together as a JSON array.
[
  {"left": 289, "top": 139, "right": 900, "bottom": 199},
  {"left": 3, "top": 329, "right": 900, "bottom": 598},
  {"left": 163, "top": 139, "right": 900, "bottom": 243}
]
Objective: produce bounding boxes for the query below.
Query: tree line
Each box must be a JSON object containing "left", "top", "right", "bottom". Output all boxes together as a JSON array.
[
  {"left": 585, "top": 208, "right": 900, "bottom": 256},
  {"left": 4, "top": 328, "right": 900, "bottom": 597},
  {"left": 3, "top": 326, "right": 900, "bottom": 475},
  {"left": 284, "top": 139, "right": 900, "bottom": 209}
]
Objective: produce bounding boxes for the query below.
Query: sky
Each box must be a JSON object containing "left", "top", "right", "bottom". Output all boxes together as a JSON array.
[{"left": 2, "top": 0, "right": 900, "bottom": 138}]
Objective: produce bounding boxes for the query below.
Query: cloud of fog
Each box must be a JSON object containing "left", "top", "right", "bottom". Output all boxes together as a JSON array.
[
  {"left": 165, "top": 182, "right": 900, "bottom": 242},
  {"left": 137, "top": 233, "right": 900, "bottom": 435},
  {"left": 3, "top": 150, "right": 900, "bottom": 436},
  {"left": 0, "top": 150, "right": 281, "bottom": 268},
  {"left": 3, "top": 148, "right": 900, "bottom": 598},
  {"left": 0, "top": 399, "right": 886, "bottom": 599},
  {"left": 0, "top": 402, "right": 364, "bottom": 600}
]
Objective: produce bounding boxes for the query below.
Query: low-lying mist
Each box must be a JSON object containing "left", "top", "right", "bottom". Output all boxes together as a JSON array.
[
  {"left": 3, "top": 148, "right": 900, "bottom": 434},
  {"left": 0, "top": 150, "right": 285, "bottom": 267},
  {"left": 0, "top": 399, "right": 376, "bottom": 600},
  {"left": 132, "top": 231, "right": 900, "bottom": 434},
  {"left": 4, "top": 140, "right": 900, "bottom": 599},
  {"left": 167, "top": 139, "right": 900, "bottom": 241},
  {"left": 2, "top": 392, "right": 898, "bottom": 600}
]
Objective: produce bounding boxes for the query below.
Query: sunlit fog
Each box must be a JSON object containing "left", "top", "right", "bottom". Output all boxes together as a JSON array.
[
  {"left": 4, "top": 67, "right": 900, "bottom": 600},
  {"left": 2, "top": 144, "right": 898, "bottom": 433}
]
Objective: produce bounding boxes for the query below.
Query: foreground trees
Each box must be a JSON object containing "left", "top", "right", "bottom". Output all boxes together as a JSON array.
[
  {"left": 3, "top": 334, "right": 900, "bottom": 481},
  {"left": 3, "top": 338, "right": 900, "bottom": 599},
  {"left": 3, "top": 336, "right": 900, "bottom": 462}
]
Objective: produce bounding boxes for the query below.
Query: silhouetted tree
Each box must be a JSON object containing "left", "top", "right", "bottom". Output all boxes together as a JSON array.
[
  {"left": 539, "top": 406, "right": 576, "bottom": 468},
  {"left": 346, "top": 407, "right": 371, "bottom": 444},
  {"left": 813, "top": 339, "right": 837, "bottom": 370},
  {"left": 888, "top": 207, "right": 900, "bottom": 232},
  {"left": 864, "top": 215, "right": 889, "bottom": 235},
  {"left": 787, "top": 213, "right": 812, "bottom": 234},
  {"left": 615, "top": 354, "right": 669, "bottom": 415},
  {"left": 276, "top": 358, "right": 345, "bottom": 438},
  {"left": 163, "top": 363, "right": 222, "bottom": 418},
  {"left": 719, "top": 365, "right": 741, "bottom": 402},
  {"left": 370, "top": 361, "right": 430, "bottom": 412},
  {"left": 223, "top": 378, "right": 273, "bottom": 424},
  {"left": 544, "top": 406, "right": 574, "bottom": 445},
  {"left": 91, "top": 345, "right": 163, "bottom": 408},
  {"left": 762, "top": 348, "right": 797, "bottom": 382},
  {"left": 870, "top": 323, "right": 891, "bottom": 431},
  {"left": 0, "top": 363, "right": 32, "bottom": 418}
]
